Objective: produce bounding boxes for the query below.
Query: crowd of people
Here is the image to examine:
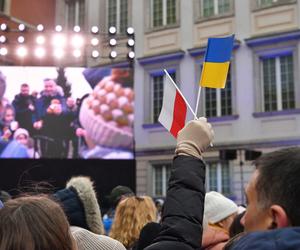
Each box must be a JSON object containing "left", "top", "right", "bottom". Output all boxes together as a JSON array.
[
  {"left": 0, "top": 118, "right": 300, "bottom": 249},
  {"left": 0, "top": 73, "right": 83, "bottom": 158}
]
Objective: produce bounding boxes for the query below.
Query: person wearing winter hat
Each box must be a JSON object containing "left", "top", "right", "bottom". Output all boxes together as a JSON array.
[
  {"left": 71, "top": 226, "right": 126, "bottom": 250},
  {"left": 54, "top": 176, "right": 104, "bottom": 235},
  {"left": 201, "top": 191, "right": 238, "bottom": 250},
  {"left": 103, "top": 185, "right": 134, "bottom": 235}
]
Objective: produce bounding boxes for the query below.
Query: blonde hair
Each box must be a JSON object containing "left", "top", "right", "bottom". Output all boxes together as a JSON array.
[{"left": 109, "top": 196, "right": 157, "bottom": 248}]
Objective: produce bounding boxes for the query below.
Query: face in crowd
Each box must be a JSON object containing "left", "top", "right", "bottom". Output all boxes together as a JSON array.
[
  {"left": 242, "top": 148, "right": 300, "bottom": 232},
  {"left": 3, "top": 108, "right": 14, "bottom": 124},
  {"left": 20, "top": 84, "right": 30, "bottom": 96},
  {"left": 44, "top": 79, "right": 57, "bottom": 96}
]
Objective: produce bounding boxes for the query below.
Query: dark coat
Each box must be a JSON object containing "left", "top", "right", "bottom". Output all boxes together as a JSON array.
[
  {"left": 12, "top": 94, "right": 35, "bottom": 133},
  {"left": 145, "top": 155, "right": 206, "bottom": 250},
  {"left": 225, "top": 227, "right": 300, "bottom": 250}
]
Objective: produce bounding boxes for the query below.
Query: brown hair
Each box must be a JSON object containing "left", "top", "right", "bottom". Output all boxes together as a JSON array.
[
  {"left": 109, "top": 196, "right": 157, "bottom": 248},
  {"left": 0, "top": 195, "right": 75, "bottom": 250}
]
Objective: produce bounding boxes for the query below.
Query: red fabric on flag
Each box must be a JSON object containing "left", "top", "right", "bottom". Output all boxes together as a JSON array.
[{"left": 170, "top": 91, "right": 187, "bottom": 138}]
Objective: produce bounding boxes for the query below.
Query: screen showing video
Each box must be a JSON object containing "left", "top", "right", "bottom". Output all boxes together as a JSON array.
[{"left": 0, "top": 66, "right": 134, "bottom": 159}]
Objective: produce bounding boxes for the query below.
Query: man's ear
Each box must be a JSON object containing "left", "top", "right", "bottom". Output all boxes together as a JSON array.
[{"left": 269, "top": 205, "right": 289, "bottom": 229}]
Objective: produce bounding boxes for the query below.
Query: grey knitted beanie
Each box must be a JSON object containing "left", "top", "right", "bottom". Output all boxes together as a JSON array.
[{"left": 71, "top": 226, "right": 126, "bottom": 250}]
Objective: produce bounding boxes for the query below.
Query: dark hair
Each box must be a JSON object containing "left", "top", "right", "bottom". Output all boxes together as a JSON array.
[
  {"left": 0, "top": 195, "right": 75, "bottom": 250},
  {"left": 229, "top": 211, "right": 245, "bottom": 238},
  {"left": 21, "top": 83, "right": 29, "bottom": 88},
  {"left": 255, "top": 147, "right": 300, "bottom": 226}
]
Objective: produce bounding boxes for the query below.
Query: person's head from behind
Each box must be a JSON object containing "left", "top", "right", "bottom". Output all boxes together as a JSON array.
[
  {"left": 204, "top": 191, "right": 238, "bottom": 232},
  {"left": 20, "top": 83, "right": 30, "bottom": 96},
  {"left": 109, "top": 196, "right": 157, "bottom": 248},
  {"left": 44, "top": 79, "right": 57, "bottom": 96},
  {"left": 0, "top": 195, "right": 75, "bottom": 250},
  {"left": 242, "top": 147, "right": 300, "bottom": 232},
  {"left": 108, "top": 185, "right": 134, "bottom": 208}
]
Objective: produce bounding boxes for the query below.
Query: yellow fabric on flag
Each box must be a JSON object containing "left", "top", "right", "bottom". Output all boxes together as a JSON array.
[{"left": 200, "top": 62, "right": 230, "bottom": 89}]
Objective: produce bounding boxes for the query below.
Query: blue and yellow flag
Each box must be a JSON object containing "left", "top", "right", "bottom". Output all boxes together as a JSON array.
[{"left": 200, "top": 35, "right": 235, "bottom": 88}]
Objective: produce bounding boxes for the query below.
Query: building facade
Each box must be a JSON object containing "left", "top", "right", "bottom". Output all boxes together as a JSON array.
[{"left": 53, "top": 0, "right": 300, "bottom": 203}]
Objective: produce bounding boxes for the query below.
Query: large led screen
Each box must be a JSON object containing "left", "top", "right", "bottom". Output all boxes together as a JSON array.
[{"left": 0, "top": 67, "right": 134, "bottom": 159}]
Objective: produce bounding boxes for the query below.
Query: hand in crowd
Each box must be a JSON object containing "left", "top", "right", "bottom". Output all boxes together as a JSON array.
[
  {"left": 10, "top": 121, "right": 19, "bottom": 131},
  {"left": 33, "top": 120, "right": 43, "bottom": 130},
  {"left": 53, "top": 104, "right": 62, "bottom": 115},
  {"left": 175, "top": 117, "right": 214, "bottom": 159},
  {"left": 2, "top": 128, "right": 12, "bottom": 140},
  {"left": 28, "top": 104, "right": 35, "bottom": 111},
  {"left": 76, "top": 128, "right": 87, "bottom": 137}
]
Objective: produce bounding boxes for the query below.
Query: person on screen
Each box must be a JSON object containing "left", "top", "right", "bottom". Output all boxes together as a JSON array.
[
  {"left": 13, "top": 128, "right": 39, "bottom": 158},
  {"left": 33, "top": 78, "right": 67, "bottom": 158},
  {"left": 12, "top": 83, "right": 36, "bottom": 135},
  {"left": 0, "top": 105, "right": 19, "bottom": 141}
]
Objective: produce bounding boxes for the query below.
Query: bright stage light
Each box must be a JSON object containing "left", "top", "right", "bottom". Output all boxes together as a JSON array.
[
  {"left": 34, "top": 47, "right": 46, "bottom": 58},
  {"left": 127, "top": 38, "right": 135, "bottom": 47},
  {"left": 110, "top": 50, "right": 117, "bottom": 59},
  {"left": 91, "top": 26, "right": 99, "bottom": 34},
  {"left": 73, "top": 49, "right": 81, "bottom": 58},
  {"left": 0, "top": 47, "right": 8, "bottom": 56},
  {"left": 36, "top": 35, "right": 45, "bottom": 45},
  {"left": 16, "top": 46, "right": 27, "bottom": 57},
  {"left": 127, "top": 27, "right": 134, "bottom": 35},
  {"left": 53, "top": 48, "right": 64, "bottom": 59},
  {"left": 0, "top": 23, "right": 7, "bottom": 31},
  {"left": 0, "top": 35, "right": 6, "bottom": 44},
  {"left": 109, "top": 38, "right": 117, "bottom": 46},
  {"left": 91, "top": 37, "right": 99, "bottom": 46},
  {"left": 92, "top": 50, "right": 99, "bottom": 58},
  {"left": 17, "top": 36, "right": 25, "bottom": 44},
  {"left": 52, "top": 34, "right": 67, "bottom": 47},
  {"left": 109, "top": 26, "right": 117, "bottom": 35},
  {"left": 71, "top": 35, "right": 84, "bottom": 48},
  {"left": 73, "top": 26, "right": 81, "bottom": 33},
  {"left": 128, "top": 51, "right": 135, "bottom": 59},
  {"left": 37, "top": 24, "right": 44, "bottom": 32},
  {"left": 18, "top": 24, "right": 26, "bottom": 32},
  {"left": 55, "top": 25, "right": 63, "bottom": 32}
]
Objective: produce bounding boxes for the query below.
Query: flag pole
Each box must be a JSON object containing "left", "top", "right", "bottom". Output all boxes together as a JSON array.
[
  {"left": 194, "top": 86, "right": 202, "bottom": 120},
  {"left": 164, "top": 69, "right": 197, "bottom": 119}
]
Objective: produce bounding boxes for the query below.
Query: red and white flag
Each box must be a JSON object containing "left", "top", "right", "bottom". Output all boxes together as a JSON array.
[{"left": 158, "top": 72, "right": 187, "bottom": 138}]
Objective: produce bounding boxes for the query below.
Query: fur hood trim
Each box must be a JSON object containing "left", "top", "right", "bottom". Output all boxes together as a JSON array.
[{"left": 67, "top": 176, "right": 104, "bottom": 235}]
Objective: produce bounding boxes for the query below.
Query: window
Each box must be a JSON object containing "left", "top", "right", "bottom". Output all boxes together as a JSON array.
[
  {"left": 0, "top": 0, "right": 5, "bottom": 12},
  {"left": 152, "top": 163, "right": 172, "bottom": 196},
  {"left": 205, "top": 70, "right": 232, "bottom": 117},
  {"left": 66, "top": 0, "right": 85, "bottom": 29},
  {"left": 151, "top": 0, "right": 177, "bottom": 28},
  {"left": 256, "top": 0, "right": 294, "bottom": 8},
  {"left": 151, "top": 72, "right": 176, "bottom": 123},
  {"left": 206, "top": 162, "right": 231, "bottom": 195},
  {"left": 200, "top": 0, "right": 233, "bottom": 18},
  {"left": 108, "top": 0, "right": 128, "bottom": 34},
  {"left": 261, "top": 54, "right": 295, "bottom": 112}
]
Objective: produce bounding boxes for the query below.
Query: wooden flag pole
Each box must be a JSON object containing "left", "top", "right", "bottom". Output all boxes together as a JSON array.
[{"left": 164, "top": 69, "right": 197, "bottom": 119}]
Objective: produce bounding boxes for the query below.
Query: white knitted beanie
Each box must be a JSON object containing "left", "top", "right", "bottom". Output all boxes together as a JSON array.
[
  {"left": 71, "top": 226, "right": 126, "bottom": 250},
  {"left": 204, "top": 191, "right": 238, "bottom": 224}
]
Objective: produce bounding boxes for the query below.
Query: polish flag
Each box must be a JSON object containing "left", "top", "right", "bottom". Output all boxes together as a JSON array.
[{"left": 158, "top": 73, "right": 187, "bottom": 138}]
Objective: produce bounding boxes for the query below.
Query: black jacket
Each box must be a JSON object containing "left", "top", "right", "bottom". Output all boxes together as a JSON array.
[{"left": 145, "top": 155, "right": 206, "bottom": 250}]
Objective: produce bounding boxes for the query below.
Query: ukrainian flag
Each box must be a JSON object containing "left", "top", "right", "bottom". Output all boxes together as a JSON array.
[{"left": 200, "top": 35, "right": 235, "bottom": 89}]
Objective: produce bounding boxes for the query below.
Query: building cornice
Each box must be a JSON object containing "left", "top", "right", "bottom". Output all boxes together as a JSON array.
[{"left": 137, "top": 50, "right": 185, "bottom": 66}]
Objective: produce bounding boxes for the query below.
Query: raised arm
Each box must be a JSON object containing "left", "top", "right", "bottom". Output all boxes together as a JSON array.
[{"left": 145, "top": 118, "right": 214, "bottom": 250}]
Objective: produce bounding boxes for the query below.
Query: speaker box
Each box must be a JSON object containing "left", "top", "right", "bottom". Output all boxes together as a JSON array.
[
  {"left": 245, "top": 150, "right": 262, "bottom": 161},
  {"left": 219, "top": 150, "right": 237, "bottom": 160}
]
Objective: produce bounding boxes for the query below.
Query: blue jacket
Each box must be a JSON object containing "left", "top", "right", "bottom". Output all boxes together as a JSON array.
[{"left": 227, "top": 227, "right": 300, "bottom": 250}]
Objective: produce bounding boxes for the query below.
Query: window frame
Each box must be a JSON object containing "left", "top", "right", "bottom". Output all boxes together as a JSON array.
[
  {"left": 65, "top": 0, "right": 85, "bottom": 29},
  {"left": 148, "top": 0, "right": 180, "bottom": 31},
  {"left": 0, "top": 0, "right": 5, "bottom": 12},
  {"left": 196, "top": 0, "right": 235, "bottom": 21},
  {"left": 150, "top": 69, "right": 176, "bottom": 124},
  {"left": 260, "top": 54, "right": 295, "bottom": 112},
  {"left": 252, "top": 0, "right": 296, "bottom": 11},
  {"left": 107, "top": 0, "right": 129, "bottom": 34},
  {"left": 152, "top": 162, "right": 172, "bottom": 197},
  {"left": 206, "top": 161, "right": 232, "bottom": 196}
]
